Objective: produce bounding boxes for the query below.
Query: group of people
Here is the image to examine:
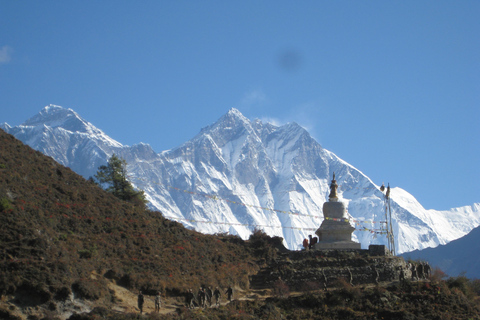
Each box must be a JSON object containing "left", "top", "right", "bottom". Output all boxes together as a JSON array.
[
  {"left": 398, "top": 261, "right": 432, "bottom": 283},
  {"left": 408, "top": 261, "right": 432, "bottom": 281},
  {"left": 185, "top": 286, "right": 233, "bottom": 309},
  {"left": 302, "top": 234, "right": 318, "bottom": 250},
  {"left": 136, "top": 285, "right": 235, "bottom": 313},
  {"left": 137, "top": 291, "right": 162, "bottom": 314}
]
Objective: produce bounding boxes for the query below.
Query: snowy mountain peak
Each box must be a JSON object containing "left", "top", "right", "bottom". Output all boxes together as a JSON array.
[
  {"left": 23, "top": 105, "right": 82, "bottom": 128},
  {"left": 24, "top": 104, "right": 97, "bottom": 137},
  {"left": 0, "top": 122, "right": 11, "bottom": 131},
  {"left": 19, "top": 105, "right": 123, "bottom": 148},
  {"left": 226, "top": 107, "right": 245, "bottom": 118},
  {"left": 195, "top": 108, "right": 256, "bottom": 147},
  {"left": 216, "top": 108, "right": 252, "bottom": 130},
  {"left": 200, "top": 109, "right": 309, "bottom": 149}
]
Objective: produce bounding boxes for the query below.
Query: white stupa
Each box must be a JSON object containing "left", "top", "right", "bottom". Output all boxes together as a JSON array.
[{"left": 315, "top": 173, "right": 361, "bottom": 250}]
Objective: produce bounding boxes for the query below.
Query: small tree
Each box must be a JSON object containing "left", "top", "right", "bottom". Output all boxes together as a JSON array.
[{"left": 94, "top": 154, "right": 146, "bottom": 206}]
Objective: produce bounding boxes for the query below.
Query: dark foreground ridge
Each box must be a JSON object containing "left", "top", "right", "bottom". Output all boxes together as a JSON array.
[{"left": 1, "top": 128, "right": 480, "bottom": 320}]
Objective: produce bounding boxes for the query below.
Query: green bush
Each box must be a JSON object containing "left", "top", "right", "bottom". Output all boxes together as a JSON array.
[
  {"left": 0, "top": 197, "right": 12, "bottom": 211},
  {"left": 78, "top": 245, "right": 98, "bottom": 259}
]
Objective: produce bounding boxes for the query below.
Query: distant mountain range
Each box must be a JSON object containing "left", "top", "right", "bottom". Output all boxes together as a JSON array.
[
  {"left": 3, "top": 105, "right": 480, "bottom": 254},
  {"left": 402, "top": 225, "right": 480, "bottom": 278}
]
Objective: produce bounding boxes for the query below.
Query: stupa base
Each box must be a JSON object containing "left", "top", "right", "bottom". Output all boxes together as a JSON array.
[{"left": 314, "top": 241, "right": 361, "bottom": 250}]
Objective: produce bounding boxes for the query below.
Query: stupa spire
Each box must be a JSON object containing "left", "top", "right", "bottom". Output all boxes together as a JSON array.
[{"left": 328, "top": 172, "right": 338, "bottom": 201}]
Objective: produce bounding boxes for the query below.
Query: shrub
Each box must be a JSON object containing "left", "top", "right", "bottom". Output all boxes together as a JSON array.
[
  {"left": 71, "top": 279, "right": 108, "bottom": 301},
  {"left": 470, "top": 279, "right": 480, "bottom": 296},
  {"left": 53, "top": 286, "right": 71, "bottom": 301},
  {"left": 299, "top": 281, "right": 322, "bottom": 293},
  {"left": 430, "top": 267, "right": 448, "bottom": 282},
  {"left": 338, "top": 279, "right": 362, "bottom": 302},
  {"left": 0, "top": 197, "right": 13, "bottom": 211},
  {"left": 325, "top": 291, "right": 344, "bottom": 306},
  {"left": 77, "top": 245, "right": 97, "bottom": 259},
  {"left": 273, "top": 279, "right": 290, "bottom": 298},
  {"left": 447, "top": 274, "right": 476, "bottom": 299},
  {"left": 16, "top": 282, "right": 52, "bottom": 306},
  {"left": 256, "top": 301, "right": 283, "bottom": 320}
]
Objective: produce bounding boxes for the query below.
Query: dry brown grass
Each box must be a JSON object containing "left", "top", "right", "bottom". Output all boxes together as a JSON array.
[{"left": 0, "top": 129, "right": 265, "bottom": 308}]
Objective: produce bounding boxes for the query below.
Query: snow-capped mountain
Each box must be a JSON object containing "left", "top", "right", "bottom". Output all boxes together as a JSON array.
[
  {"left": 1, "top": 105, "right": 124, "bottom": 178},
  {"left": 2, "top": 105, "right": 480, "bottom": 254}
]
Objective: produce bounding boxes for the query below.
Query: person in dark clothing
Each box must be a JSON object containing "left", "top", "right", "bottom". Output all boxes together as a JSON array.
[
  {"left": 225, "top": 286, "right": 233, "bottom": 302},
  {"left": 197, "top": 287, "right": 206, "bottom": 307},
  {"left": 213, "top": 287, "right": 221, "bottom": 306},
  {"left": 411, "top": 263, "right": 418, "bottom": 281},
  {"left": 399, "top": 267, "right": 406, "bottom": 283},
  {"left": 424, "top": 262, "right": 432, "bottom": 279},
  {"left": 206, "top": 286, "right": 213, "bottom": 306},
  {"left": 311, "top": 236, "right": 318, "bottom": 249},
  {"left": 185, "top": 289, "right": 195, "bottom": 309},
  {"left": 418, "top": 262, "right": 425, "bottom": 280},
  {"left": 137, "top": 291, "right": 144, "bottom": 314}
]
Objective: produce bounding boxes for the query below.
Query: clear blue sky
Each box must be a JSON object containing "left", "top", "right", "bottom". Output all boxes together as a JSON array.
[{"left": 1, "top": 1, "right": 479, "bottom": 211}]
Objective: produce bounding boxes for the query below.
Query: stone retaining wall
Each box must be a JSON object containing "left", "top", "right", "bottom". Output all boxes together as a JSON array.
[{"left": 250, "top": 246, "right": 409, "bottom": 291}]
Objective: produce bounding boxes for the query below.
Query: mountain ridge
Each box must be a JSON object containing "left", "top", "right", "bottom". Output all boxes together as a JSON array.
[
  {"left": 2, "top": 105, "right": 479, "bottom": 254},
  {"left": 402, "top": 224, "right": 480, "bottom": 278}
]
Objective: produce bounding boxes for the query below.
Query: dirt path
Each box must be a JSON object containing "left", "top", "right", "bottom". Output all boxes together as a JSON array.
[
  {"left": 105, "top": 282, "right": 276, "bottom": 316},
  {"left": 1, "top": 276, "right": 418, "bottom": 320},
  {"left": 107, "top": 281, "right": 180, "bottom": 315}
]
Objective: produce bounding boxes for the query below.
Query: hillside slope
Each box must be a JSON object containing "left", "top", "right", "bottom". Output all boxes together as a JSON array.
[
  {"left": 2, "top": 128, "right": 479, "bottom": 320},
  {"left": 0, "top": 129, "right": 264, "bottom": 319}
]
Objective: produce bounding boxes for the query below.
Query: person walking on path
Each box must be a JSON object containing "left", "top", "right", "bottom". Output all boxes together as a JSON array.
[
  {"left": 213, "top": 287, "right": 221, "bottom": 306},
  {"left": 137, "top": 291, "right": 145, "bottom": 314},
  {"left": 185, "top": 289, "right": 195, "bottom": 309},
  {"left": 154, "top": 291, "right": 162, "bottom": 312},
  {"left": 197, "top": 287, "right": 206, "bottom": 308},
  {"left": 206, "top": 286, "right": 213, "bottom": 307},
  {"left": 225, "top": 286, "right": 233, "bottom": 302}
]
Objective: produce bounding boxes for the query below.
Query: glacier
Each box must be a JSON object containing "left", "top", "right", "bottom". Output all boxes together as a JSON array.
[{"left": 2, "top": 104, "right": 479, "bottom": 254}]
